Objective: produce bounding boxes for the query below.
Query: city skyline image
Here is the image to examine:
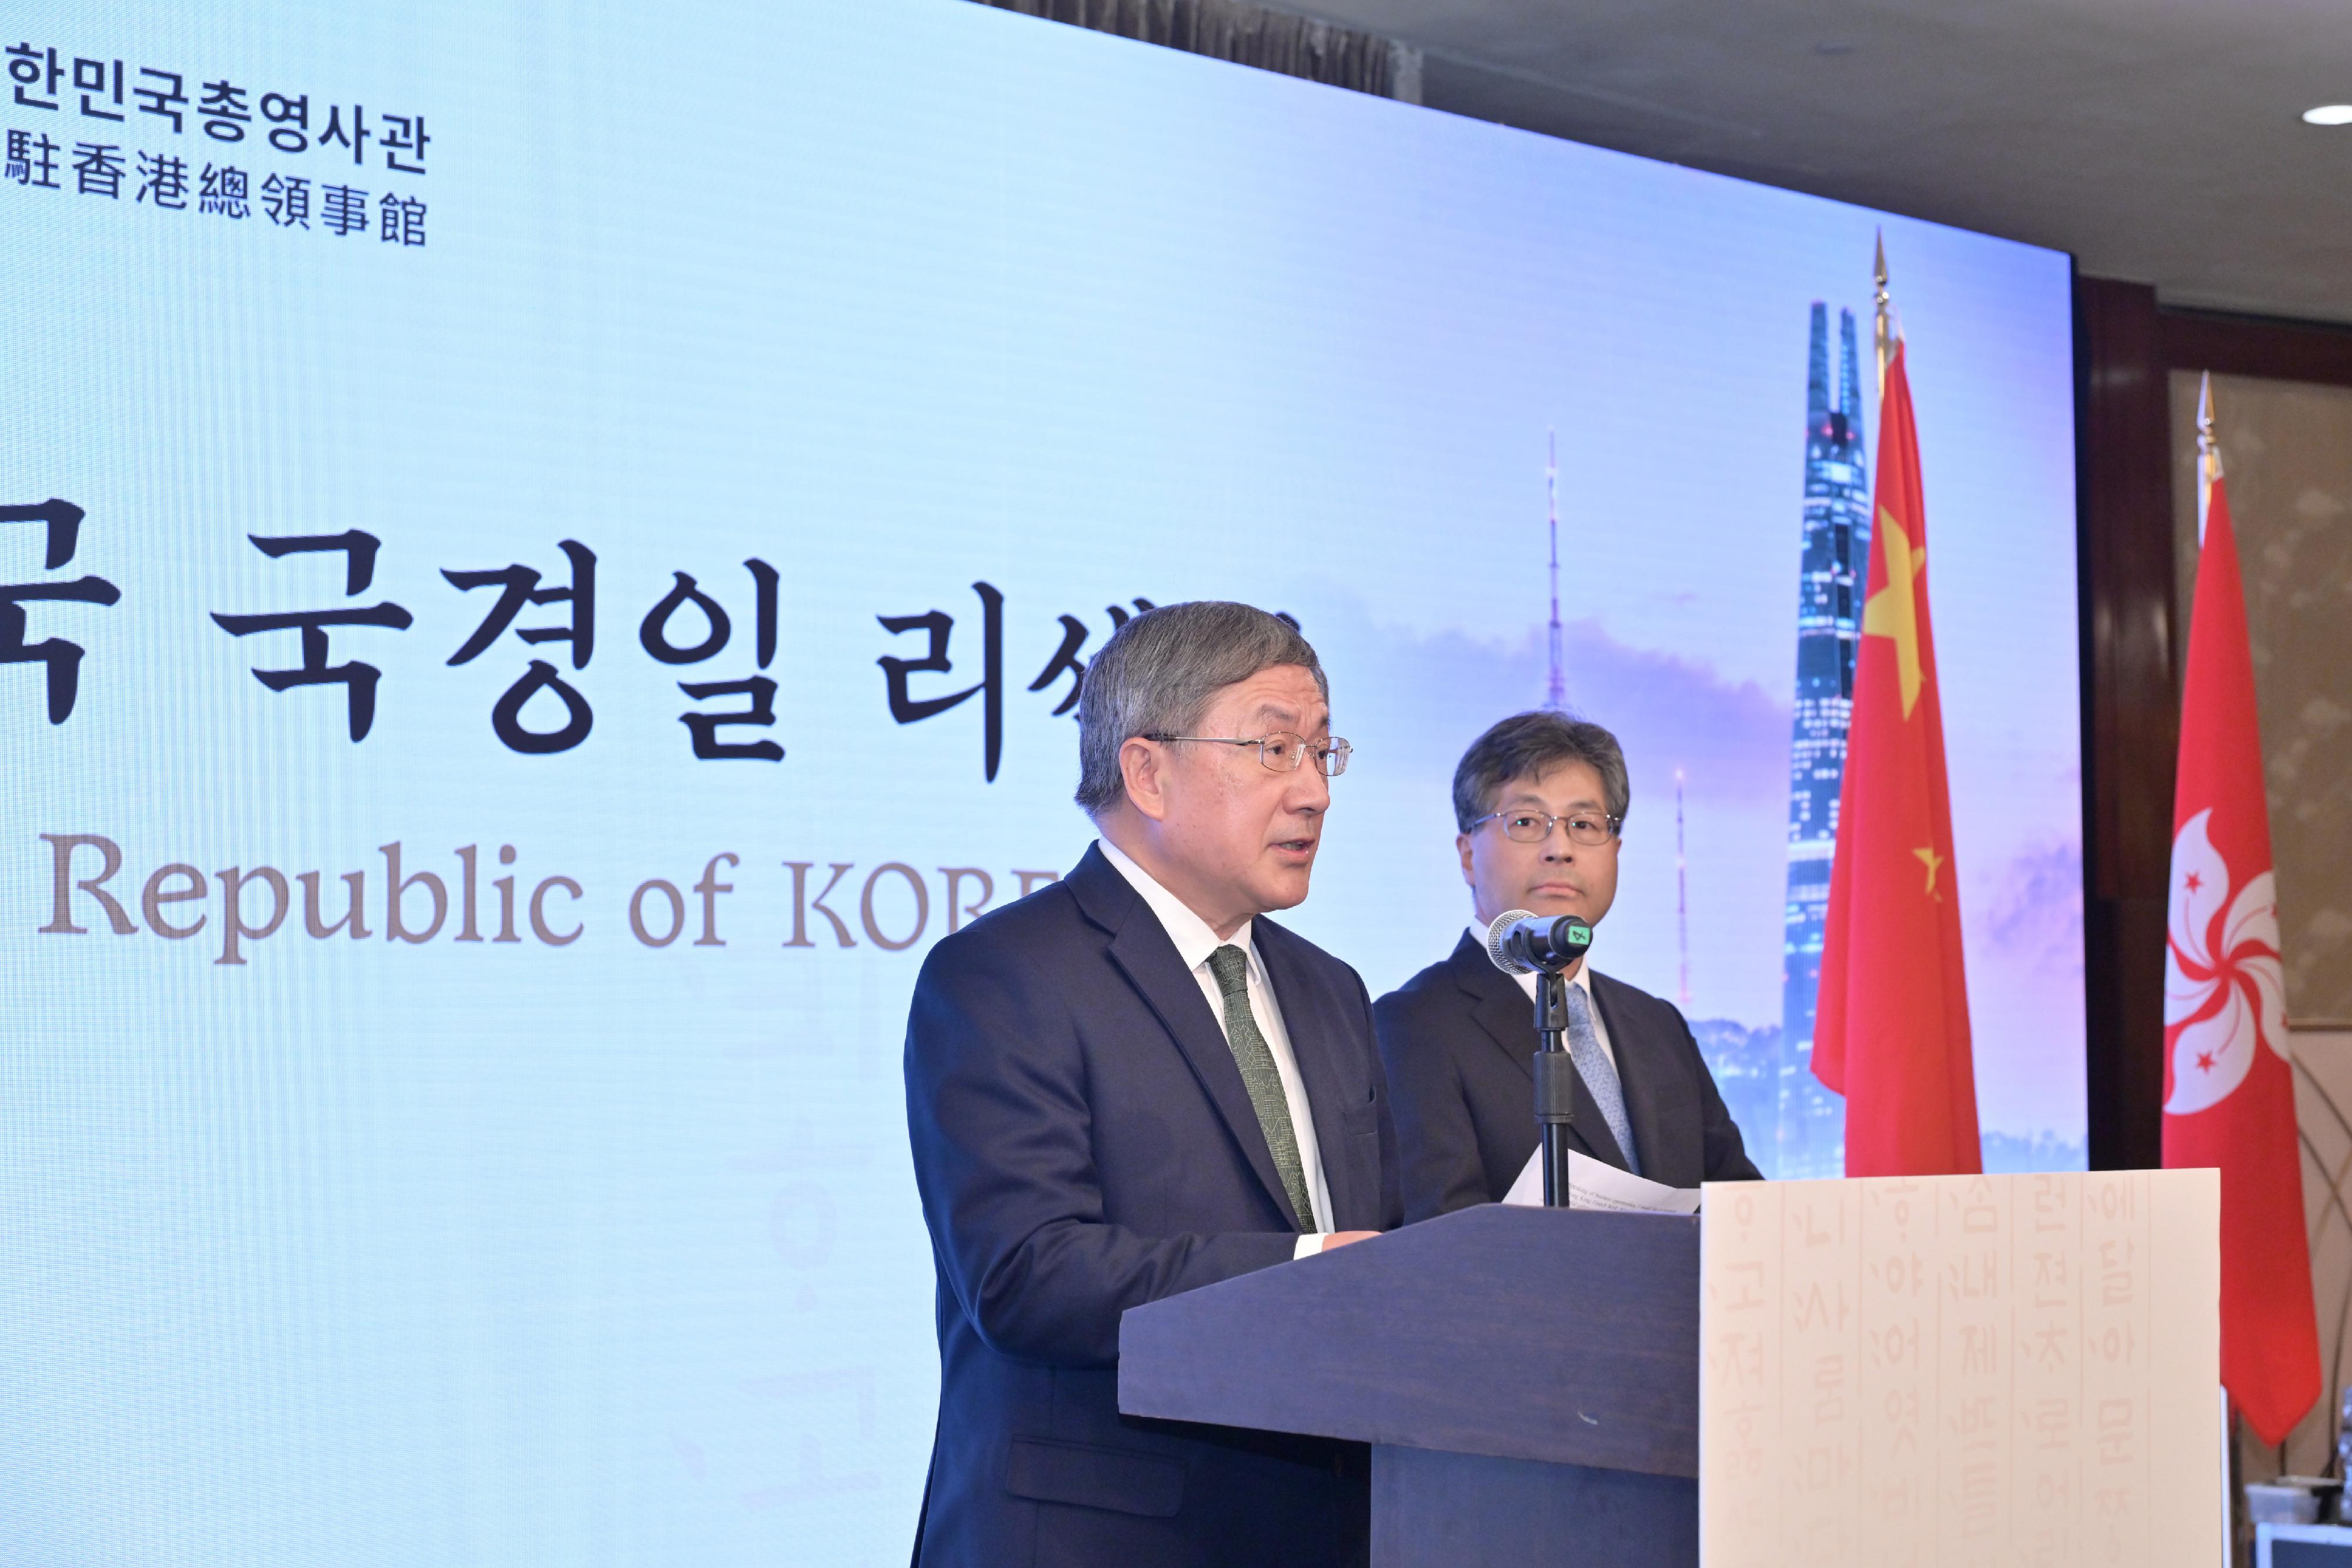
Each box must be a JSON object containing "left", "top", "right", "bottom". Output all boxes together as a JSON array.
[
  {"left": 1510, "top": 298, "right": 2079, "bottom": 1179},
  {"left": 1773, "top": 303, "right": 1872, "bottom": 1178},
  {"left": 1526, "top": 310, "right": 1868, "bottom": 1178}
]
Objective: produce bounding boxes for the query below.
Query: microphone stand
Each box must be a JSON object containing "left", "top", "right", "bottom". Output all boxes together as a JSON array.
[{"left": 1531, "top": 966, "right": 1575, "bottom": 1208}]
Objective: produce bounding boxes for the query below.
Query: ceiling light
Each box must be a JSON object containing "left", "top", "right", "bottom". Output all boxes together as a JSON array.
[{"left": 2303, "top": 104, "right": 2352, "bottom": 126}]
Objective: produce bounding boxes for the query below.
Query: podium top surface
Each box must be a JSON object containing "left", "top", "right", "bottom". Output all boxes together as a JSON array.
[{"left": 1118, "top": 1203, "right": 1700, "bottom": 1477}]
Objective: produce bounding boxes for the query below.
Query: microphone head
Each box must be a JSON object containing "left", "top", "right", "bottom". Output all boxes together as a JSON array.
[
  {"left": 1487, "top": 910, "right": 1596, "bottom": 975},
  {"left": 1485, "top": 910, "right": 1538, "bottom": 975}
]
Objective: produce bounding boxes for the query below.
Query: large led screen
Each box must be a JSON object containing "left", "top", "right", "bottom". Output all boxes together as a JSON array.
[{"left": 1, "top": 1, "right": 2080, "bottom": 1561}]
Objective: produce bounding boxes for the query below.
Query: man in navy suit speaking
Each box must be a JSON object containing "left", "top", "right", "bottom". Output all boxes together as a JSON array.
[
  {"left": 903, "top": 601, "right": 1401, "bottom": 1568},
  {"left": 1375, "top": 711, "right": 1760, "bottom": 1221}
]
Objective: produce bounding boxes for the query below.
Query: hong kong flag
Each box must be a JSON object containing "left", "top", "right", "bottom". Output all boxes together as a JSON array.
[
  {"left": 2164, "top": 396, "right": 2318, "bottom": 1446},
  {"left": 1812, "top": 341, "right": 1982, "bottom": 1176}
]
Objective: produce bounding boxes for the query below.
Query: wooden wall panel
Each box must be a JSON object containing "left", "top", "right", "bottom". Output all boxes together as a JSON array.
[{"left": 2077, "top": 276, "right": 2177, "bottom": 1172}]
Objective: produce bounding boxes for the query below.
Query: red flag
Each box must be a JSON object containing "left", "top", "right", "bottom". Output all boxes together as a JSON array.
[
  {"left": 2163, "top": 422, "right": 2318, "bottom": 1446},
  {"left": 1812, "top": 342, "right": 1982, "bottom": 1175}
]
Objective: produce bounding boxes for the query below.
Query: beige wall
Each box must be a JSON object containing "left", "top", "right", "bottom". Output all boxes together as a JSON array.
[{"left": 2260, "top": 1032, "right": 2352, "bottom": 1481}]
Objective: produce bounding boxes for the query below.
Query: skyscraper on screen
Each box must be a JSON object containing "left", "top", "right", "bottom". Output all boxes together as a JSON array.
[
  {"left": 1545, "top": 430, "right": 1566, "bottom": 711},
  {"left": 1774, "top": 305, "right": 1871, "bottom": 1178}
]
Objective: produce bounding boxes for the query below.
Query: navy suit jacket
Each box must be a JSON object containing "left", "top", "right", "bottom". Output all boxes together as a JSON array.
[
  {"left": 1373, "top": 931, "right": 1760, "bottom": 1222},
  {"left": 904, "top": 844, "right": 1402, "bottom": 1568}
]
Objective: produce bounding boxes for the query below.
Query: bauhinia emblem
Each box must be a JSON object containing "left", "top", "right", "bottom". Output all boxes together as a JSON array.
[{"left": 2163, "top": 807, "right": 2287, "bottom": 1115}]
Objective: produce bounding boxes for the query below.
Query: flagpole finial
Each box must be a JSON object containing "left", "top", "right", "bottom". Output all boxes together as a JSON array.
[
  {"left": 2197, "top": 371, "right": 2222, "bottom": 544},
  {"left": 1873, "top": 229, "right": 1892, "bottom": 396}
]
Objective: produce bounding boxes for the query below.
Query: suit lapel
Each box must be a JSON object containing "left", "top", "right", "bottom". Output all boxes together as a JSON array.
[
  {"left": 1070, "top": 847, "right": 1306, "bottom": 1229},
  {"left": 1448, "top": 934, "right": 1534, "bottom": 1085},
  {"left": 1445, "top": 935, "right": 1623, "bottom": 1169},
  {"left": 1255, "top": 918, "right": 1369, "bottom": 1230}
]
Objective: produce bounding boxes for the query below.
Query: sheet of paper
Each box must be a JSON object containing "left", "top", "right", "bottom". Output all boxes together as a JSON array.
[{"left": 1500, "top": 1145, "right": 1702, "bottom": 1215}]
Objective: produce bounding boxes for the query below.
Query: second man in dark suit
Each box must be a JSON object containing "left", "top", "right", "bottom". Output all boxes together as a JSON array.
[{"left": 1375, "top": 711, "right": 1760, "bottom": 1221}]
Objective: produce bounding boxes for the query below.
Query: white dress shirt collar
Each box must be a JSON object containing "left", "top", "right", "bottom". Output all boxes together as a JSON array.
[{"left": 1104, "top": 835, "right": 1259, "bottom": 977}]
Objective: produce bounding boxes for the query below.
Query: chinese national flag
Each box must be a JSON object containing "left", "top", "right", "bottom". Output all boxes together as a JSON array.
[
  {"left": 2163, "top": 449, "right": 2318, "bottom": 1446},
  {"left": 1812, "top": 343, "right": 1982, "bottom": 1176}
]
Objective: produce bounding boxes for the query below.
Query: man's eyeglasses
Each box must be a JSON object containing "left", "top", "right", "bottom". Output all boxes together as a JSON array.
[
  {"left": 1142, "top": 731, "right": 1352, "bottom": 777},
  {"left": 1471, "top": 809, "right": 1621, "bottom": 846}
]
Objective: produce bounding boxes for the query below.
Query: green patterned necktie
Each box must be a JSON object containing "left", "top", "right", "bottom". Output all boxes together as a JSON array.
[{"left": 1206, "top": 944, "right": 1314, "bottom": 1228}]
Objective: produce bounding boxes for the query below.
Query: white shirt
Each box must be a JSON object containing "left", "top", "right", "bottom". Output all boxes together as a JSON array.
[
  {"left": 1468, "top": 922, "right": 1618, "bottom": 1072},
  {"left": 1102, "top": 838, "right": 1335, "bottom": 1259}
]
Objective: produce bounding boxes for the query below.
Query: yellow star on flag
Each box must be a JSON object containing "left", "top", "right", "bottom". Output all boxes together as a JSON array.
[
  {"left": 1863, "top": 507, "right": 1923, "bottom": 717},
  {"left": 1915, "top": 845, "right": 1943, "bottom": 900}
]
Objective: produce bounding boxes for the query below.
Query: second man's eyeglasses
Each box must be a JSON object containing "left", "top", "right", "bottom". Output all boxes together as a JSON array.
[{"left": 1470, "top": 808, "right": 1621, "bottom": 845}]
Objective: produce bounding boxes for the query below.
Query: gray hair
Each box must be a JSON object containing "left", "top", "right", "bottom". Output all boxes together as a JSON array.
[
  {"left": 1075, "top": 601, "right": 1327, "bottom": 817},
  {"left": 1451, "top": 711, "right": 1631, "bottom": 833}
]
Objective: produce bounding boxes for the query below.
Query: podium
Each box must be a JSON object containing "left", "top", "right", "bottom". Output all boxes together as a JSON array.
[
  {"left": 1118, "top": 1203, "right": 1700, "bottom": 1567},
  {"left": 1123, "top": 1172, "right": 2226, "bottom": 1568}
]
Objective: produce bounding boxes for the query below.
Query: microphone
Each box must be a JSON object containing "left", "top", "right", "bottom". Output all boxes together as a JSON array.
[{"left": 1484, "top": 908, "right": 1593, "bottom": 976}]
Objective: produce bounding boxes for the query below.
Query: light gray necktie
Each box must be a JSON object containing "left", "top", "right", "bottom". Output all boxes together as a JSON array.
[
  {"left": 1562, "top": 983, "right": 1641, "bottom": 1176},
  {"left": 1206, "top": 944, "right": 1314, "bottom": 1227}
]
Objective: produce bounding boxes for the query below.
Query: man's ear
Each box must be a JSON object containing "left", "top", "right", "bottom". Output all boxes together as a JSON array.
[
  {"left": 1121, "top": 737, "right": 1170, "bottom": 823},
  {"left": 1456, "top": 833, "right": 1475, "bottom": 887}
]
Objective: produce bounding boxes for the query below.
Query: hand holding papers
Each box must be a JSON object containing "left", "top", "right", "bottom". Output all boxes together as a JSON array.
[{"left": 1501, "top": 1146, "right": 1701, "bottom": 1215}]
